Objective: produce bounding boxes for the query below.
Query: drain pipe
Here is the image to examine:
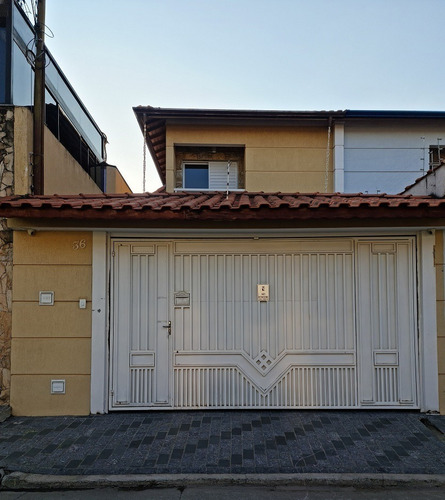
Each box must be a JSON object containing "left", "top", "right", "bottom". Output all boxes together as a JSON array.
[{"left": 324, "top": 117, "right": 333, "bottom": 193}]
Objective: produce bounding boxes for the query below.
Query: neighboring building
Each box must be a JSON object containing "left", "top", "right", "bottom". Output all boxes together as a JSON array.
[
  {"left": 341, "top": 110, "right": 445, "bottom": 194},
  {"left": 0, "top": 105, "right": 444, "bottom": 416},
  {"left": 0, "top": 0, "right": 130, "bottom": 407},
  {"left": 402, "top": 163, "right": 445, "bottom": 198}
]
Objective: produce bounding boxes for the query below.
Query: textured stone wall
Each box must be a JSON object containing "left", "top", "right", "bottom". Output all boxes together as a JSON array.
[{"left": 0, "top": 107, "right": 14, "bottom": 405}]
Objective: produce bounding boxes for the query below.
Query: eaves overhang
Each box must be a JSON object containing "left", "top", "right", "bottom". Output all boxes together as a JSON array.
[
  {"left": 1, "top": 192, "right": 445, "bottom": 227},
  {"left": 345, "top": 110, "right": 445, "bottom": 119}
]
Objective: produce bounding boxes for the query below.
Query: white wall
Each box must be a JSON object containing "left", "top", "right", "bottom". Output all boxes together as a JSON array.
[
  {"left": 342, "top": 119, "right": 445, "bottom": 194},
  {"left": 403, "top": 164, "right": 445, "bottom": 197}
]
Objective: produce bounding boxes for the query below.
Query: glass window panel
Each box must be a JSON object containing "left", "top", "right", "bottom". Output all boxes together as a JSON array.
[
  {"left": 12, "top": 41, "right": 33, "bottom": 105},
  {"left": 0, "top": 24, "right": 7, "bottom": 103},
  {"left": 45, "top": 89, "right": 58, "bottom": 138},
  {"left": 184, "top": 164, "right": 209, "bottom": 189},
  {"left": 13, "top": 4, "right": 34, "bottom": 48},
  {"left": 13, "top": 3, "right": 104, "bottom": 160},
  {"left": 45, "top": 56, "right": 103, "bottom": 159}
]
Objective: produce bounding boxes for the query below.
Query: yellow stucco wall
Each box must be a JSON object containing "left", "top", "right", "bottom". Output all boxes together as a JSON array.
[
  {"left": 11, "top": 231, "right": 92, "bottom": 416},
  {"left": 13, "top": 107, "right": 102, "bottom": 195},
  {"left": 44, "top": 128, "right": 102, "bottom": 195},
  {"left": 13, "top": 108, "right": 33, "bottom": 195},
  {"left": 436, "top": 231, "right": 445, "bottom": 414},
  {"left": 166, "top": 124, "right": 333, "bottom": 193},
  {"left": 106, "top": 166, "right": 132, "bottom": 193}
]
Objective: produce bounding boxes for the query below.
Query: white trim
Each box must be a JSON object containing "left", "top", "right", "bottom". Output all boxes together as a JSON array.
[
  {"left": 417, "top": 230, "right": 439, "bottom": 412},
  {"left": 90, "top": 232, "right": 109, "bottom": 414},
  {"left": 11, "top": 225, "right": 443, "bottom": 236},
  {"left": 334, "top": 121, "right": 345, "bottom": 192}
]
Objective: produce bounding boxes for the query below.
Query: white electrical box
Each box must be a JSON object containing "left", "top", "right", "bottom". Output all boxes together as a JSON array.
[
  {"left": 79, "top": 299, "right": 87, "bottom": 309},
  {"left": 39, "top": 291, "right": 54, "bottom": 306},
  {"left": 51, "top": 379, "right": 65, "bottom": 394},
  {"left": 257, "top": 284, "right": 269, "bottom": 302}
]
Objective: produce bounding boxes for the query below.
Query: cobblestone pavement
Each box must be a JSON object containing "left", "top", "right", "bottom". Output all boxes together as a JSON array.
[{"left": 0, "top": 411, "right": 444, "bottom": 475}]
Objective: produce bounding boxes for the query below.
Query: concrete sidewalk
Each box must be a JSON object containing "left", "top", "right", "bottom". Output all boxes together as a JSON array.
[{"left": 0, "top": 411, "right": 445, "bottom": 489}]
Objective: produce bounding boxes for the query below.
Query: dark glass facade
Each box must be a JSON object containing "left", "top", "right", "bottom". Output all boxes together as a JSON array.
[{"left": 0, "top": 0, "right": 106, "bottom": 191}]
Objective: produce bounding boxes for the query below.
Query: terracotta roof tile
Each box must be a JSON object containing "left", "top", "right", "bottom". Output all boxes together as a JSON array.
[{"left": 0, "top": 191, "right": 445, "bottom": 222}]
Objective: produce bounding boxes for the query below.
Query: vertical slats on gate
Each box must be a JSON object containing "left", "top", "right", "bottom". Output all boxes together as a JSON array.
[
  {"left": 397, "top": 243, "right": 416, "bottom": 403},
  {"left": 156, "top": 245, "right": 169, "bottom": 403},
  {"left": 173, "top": 247, "right": 357, "bottom": 408},
  {"left": 127, "top": 245, "right": 170, "bottom": 405},
  {"left": 357, "top": 243, "right": 375, "bottom": 403},
  {"left": 114, "top": 244, "right": 131, "bottom": 404},
  {"left": 357, "top": 240, "right": 416, "bottom": 406}
]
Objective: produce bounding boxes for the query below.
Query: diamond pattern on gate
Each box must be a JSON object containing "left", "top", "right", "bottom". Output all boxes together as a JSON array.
[{"left": 254, "top": 350, "right": 275, "bottom": 373}]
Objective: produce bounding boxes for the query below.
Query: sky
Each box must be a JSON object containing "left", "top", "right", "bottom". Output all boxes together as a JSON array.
[{"left": 41, "top": 0, "right": 445, "bottom": 193}]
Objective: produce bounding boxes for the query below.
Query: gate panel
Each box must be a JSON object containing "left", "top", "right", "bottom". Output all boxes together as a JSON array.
[
  {"left": 356, "top": 240, "right": 417, "bottom": 406},
  {"left": 111, "top": 242, "right": 170, "bottom": 408},
  {"left": 110, "top": 237, "right": 418, "bottom": 410},
  {"left": 172, "top": 240, "right": 356, "bottom": 408}
]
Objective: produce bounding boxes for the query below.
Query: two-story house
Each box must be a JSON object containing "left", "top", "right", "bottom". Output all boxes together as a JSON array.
[
  {"left": 0, "top": 105, "right": 444, "bottom": 416},
  {"left": 0, "top": 0, "right": 130, "bottom": 411}
]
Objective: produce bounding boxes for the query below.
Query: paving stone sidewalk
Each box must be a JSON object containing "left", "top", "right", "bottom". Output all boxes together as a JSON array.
[{"left": 0, "top": 411, "right": 445, "bottom": 476}]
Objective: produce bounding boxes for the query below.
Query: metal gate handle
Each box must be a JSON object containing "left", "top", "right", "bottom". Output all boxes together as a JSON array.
[{"left": 163, "top": 321, "right": 171, "bottom": 335}]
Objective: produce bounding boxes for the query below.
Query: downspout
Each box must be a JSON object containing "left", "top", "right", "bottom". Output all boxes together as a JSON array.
[{"left": 324, "top": 117, "right": 332, "bottom": 193}]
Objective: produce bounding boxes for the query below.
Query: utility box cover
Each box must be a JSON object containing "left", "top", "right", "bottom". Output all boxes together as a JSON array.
[
  {"left": 257, "top": 284, "right": 269, "bottom": 302},
  {"left": 175, "top": 291, "right": 191, "bottom": 307}
]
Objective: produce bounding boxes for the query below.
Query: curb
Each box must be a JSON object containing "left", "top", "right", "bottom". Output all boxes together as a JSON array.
[{"left": 2, "top": 472, "right": 445, "bottom": 491}]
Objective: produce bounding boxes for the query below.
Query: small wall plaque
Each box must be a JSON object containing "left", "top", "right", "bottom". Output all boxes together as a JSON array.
[
  {"left": 51, "top": 379, "right": 65, "bottom": 394},
  {"left": 39, "top": 291, "right": 54, "bottom": 306},
  {"left": 175, "top": 291, "right": 191, "bottom": 307},
  {"left": 257, "top": 284, "right": 269, "bottom": 302}
]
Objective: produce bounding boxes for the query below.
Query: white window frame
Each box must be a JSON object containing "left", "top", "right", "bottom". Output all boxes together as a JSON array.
[{"left": 178, "top": 161, "right": 241, "bottom": 191}]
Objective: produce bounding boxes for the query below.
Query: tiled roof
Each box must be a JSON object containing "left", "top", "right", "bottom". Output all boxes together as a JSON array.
[{"left": 0, "top": 191, "right": 445, "bottom": 222}]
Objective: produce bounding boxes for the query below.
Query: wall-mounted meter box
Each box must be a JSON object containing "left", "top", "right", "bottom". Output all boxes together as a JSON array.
[
  {"left": 257, "top": 284, "right": 269, "bottom": 302},
  {"left": 175, "top": 291, "right": 191, "bottom": 307}
]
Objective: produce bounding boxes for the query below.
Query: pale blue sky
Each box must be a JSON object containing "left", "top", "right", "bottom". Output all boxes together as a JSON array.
[{"left": 44, "top": 0, "right": 445, "bottom": 192}]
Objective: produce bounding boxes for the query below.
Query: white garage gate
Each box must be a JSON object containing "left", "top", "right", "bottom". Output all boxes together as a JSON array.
[{"left": 110, "top": 237, "right": 418, "bottom": 410}]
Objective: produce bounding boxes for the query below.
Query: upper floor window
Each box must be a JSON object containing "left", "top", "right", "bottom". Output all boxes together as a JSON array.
[
  {"left": 183, "top": 161, "right": 238, "bottom": 190},
  {"left": 175, "top": 145, "right": 244, "bottom": 191}
]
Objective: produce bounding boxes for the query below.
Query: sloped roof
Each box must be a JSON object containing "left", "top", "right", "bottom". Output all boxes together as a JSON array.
[
  {"left": 0, "top": 191, "right": 444, "bottom": 223},
  {"left": 401, "top": 163, "right": 445, "bottom": 194}
]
